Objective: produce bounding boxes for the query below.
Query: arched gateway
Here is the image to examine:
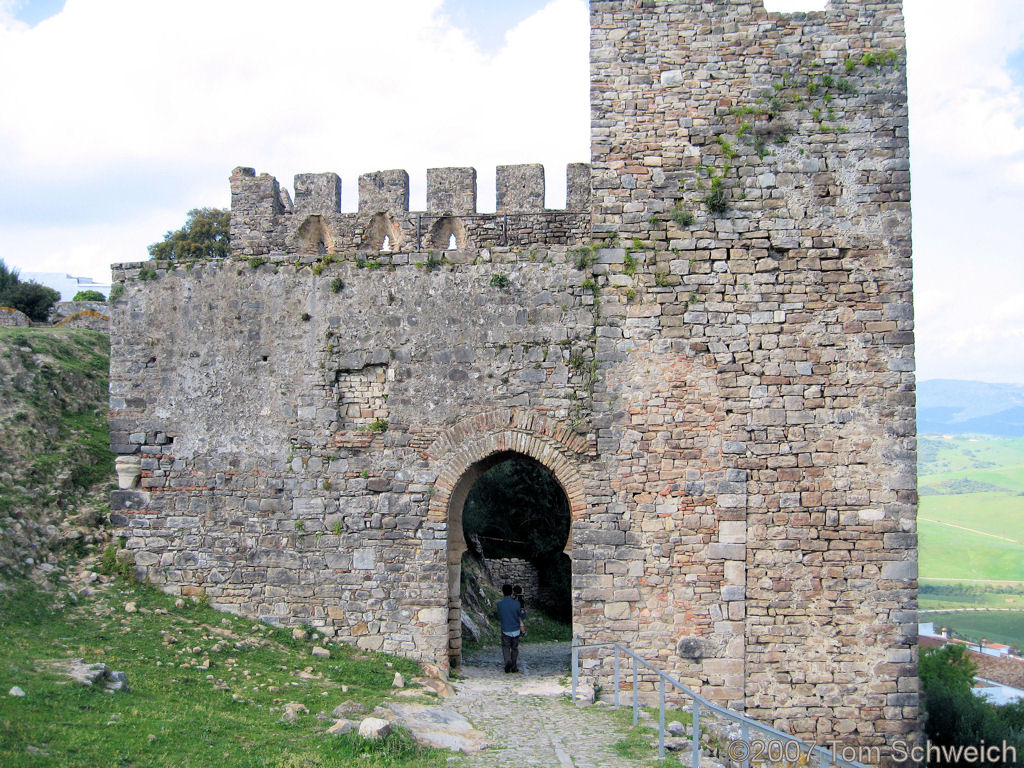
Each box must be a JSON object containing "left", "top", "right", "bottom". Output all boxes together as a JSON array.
[{"left": 425, "top": 410, "right": 589, "bottom": 666}]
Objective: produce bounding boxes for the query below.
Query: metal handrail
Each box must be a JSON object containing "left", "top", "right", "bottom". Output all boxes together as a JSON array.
[{"left": 571, "top": 638, "right": 870, "bottom": 768}]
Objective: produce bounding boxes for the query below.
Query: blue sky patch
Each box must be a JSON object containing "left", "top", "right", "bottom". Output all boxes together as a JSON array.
[
  {"left": 442, "top": 0, "right": 550, "bottom": 52},
  {"left": 10, "top": 0, "right": 66, "bottom": 26},
  {"left": 1007, "top": 46, "right": 1024, "bottom": 89}
]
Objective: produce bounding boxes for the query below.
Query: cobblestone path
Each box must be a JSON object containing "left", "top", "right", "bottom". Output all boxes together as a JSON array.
[{"left": 448, "top": 641, "right": 660, "bottom": 768}]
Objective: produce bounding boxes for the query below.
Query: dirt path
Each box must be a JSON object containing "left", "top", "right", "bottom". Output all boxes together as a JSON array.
[{"left": 448, "top": 641, "right": 660, "bottom": 768}]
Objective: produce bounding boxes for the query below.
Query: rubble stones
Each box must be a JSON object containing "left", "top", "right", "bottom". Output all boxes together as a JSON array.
[{"left": 357, "top": 717, "right": 391, "bottom": 740}]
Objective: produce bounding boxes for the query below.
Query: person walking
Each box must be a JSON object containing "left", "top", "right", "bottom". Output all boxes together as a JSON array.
[
  {"left": 512, "top": 584, "right": 527, "bottom": 638},
  {"left": 497, "top": 583, "right": 523, "bottom": 673}
]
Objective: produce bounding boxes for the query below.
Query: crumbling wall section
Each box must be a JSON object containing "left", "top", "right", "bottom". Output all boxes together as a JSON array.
[{"left": 107, "top": 248, "right": 600, "bottom": 666}]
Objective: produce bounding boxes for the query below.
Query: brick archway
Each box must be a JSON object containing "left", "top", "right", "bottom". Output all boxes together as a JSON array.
[{"left": 425, "top": 409, "right": 591, "bottom": 667}]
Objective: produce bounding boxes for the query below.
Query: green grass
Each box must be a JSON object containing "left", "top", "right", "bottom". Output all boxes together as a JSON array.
[
  {"left": 918, "top": 436, "right": 1024, "bottom": 583},
  {"left": 522, "top": 607, "right": 572, "bottom": 644},
  {"left": 919, "top": 513, "right": 1024, "bottom": 582},
  {"left": 0, "top": 577, "right": 452, "bottom": 768},
  {"left": 0, "top": 328, "right": 113, "bottom": 516},
  {"left": 611, "top": 727, "right": 658, "bottom": 760},
  {"left": 600, "top": 703, "right": 691, "bottom": 764},
  {"left": 924, "top": 611, "right": 1024, "bottom": 650},
  {"left": 919, "top": 436, "right": 1024, "bottom": 482},
  {"left": 462, "top": 604, "right": 571, "bottom": 654},
  {"left": 921, "top": 586, "right": 1024, "bottom": 611}
]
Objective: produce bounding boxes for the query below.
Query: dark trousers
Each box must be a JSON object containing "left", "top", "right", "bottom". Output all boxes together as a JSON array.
[{"left": 501, "top": 632, "right": 520, "bottom": 671}]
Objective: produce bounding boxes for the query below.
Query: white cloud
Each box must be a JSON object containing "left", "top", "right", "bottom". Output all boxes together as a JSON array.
[
  {"left": 904, "top": 0, "right": 1024, "bottom": 383},
  {"left": 1, "top": 0, "right": 1024, "bottom": 384},
  {"left": 906, "top": 0, "right": 1024, "bottom": 164},
  {"left": 0, "top": 0, "right": 589, "bottom": 274}
]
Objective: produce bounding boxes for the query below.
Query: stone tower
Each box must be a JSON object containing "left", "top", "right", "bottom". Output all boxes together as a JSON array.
[{"left": 109, "top": 0, "right": 916, "bottom": 749}]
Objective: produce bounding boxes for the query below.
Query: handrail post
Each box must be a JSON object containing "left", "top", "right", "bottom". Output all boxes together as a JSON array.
[
  {"left": 632, "top": 655, "right": 639, "bottom": 727},
  {"left": 658, "top": 675, "right": 666, "bottom": 758},
  {"left": 692, "top": 699, "right": 700, "bottom": 768},
  {"left": 570, "top": 638, "right": 871, "bottom": 768},
  {"left": 571, "top": 638, "right": 579, "bottom": 705},
  {"left": 614, "top": 646, "right": 620, "bottom": 708}
]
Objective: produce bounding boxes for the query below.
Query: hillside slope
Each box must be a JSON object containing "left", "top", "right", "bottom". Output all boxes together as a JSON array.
[
  {"left": 0, "top": 327, "right": 112, "bottom": 576},
  {"left": 918, "top": 435, "right": 1024, "bottom": 582},
  {"left": 919, "top": 379, "right": 1024, "bottom": 437}
]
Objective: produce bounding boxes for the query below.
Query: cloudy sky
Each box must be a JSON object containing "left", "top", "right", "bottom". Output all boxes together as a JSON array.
[{"left": 0, "top": 0, "right": 1022, "bottom": 385}]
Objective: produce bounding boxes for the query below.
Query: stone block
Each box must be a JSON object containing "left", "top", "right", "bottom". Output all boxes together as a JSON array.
[
  {"left": 496, "top": 164, "right": 544, "bottom": 213},
  {"left": 353, "top": 549, "right": 376, "bottom": 570},
  {"left": 881, "top": 560, "right": 917, "bottom": 581},
  {"left": 427, "top": 167, "right": 476, "bottom": 214},
  {"left": 110, "top": 490, "right": 150, "bottom": 511},
  {"left": 359, "top": 170, "right": 409, "bottom": 213},
  {"left": 294, "top": 172, "right": 341, "bottom": 214},
  {"left": 603, "top": 602, "right": 632, "bottom": 620},
  {"left": 708, "top": 543, "right": 745, "bottom": 561},
  {"left": 718, "top": 521, "right": 746, "bottom": 543}
]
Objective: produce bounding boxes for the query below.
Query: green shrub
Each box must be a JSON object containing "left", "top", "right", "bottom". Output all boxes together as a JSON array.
[
  {"left": 671, "top": 206, "right": 695, "bottom": 228},
  {"left": 330, "top": 277, "right": 344, "bottom": 293},
  {"left": 99, "top": 544, "right": 137, "bottom": 584},
  {"left": 0, "top": 260, "right": 60, "bottom": 320},
  {"left": 148, "top": 207, "right": 229, "bottom": 261},
  {"left": 72, "top": 289, "right": 106, "bottom": 302},
  {"left": 571, "top": 246, "right": 594, "bottom": 270},
  {"left": 489, "top": 274, "right": 510, "bottom": 290},
  {"left": 703, "top": 176, "right": 728, "bottom": 214}
]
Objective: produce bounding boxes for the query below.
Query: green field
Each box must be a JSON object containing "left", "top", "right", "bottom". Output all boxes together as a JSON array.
[
  {"left": 922, "top": 610, "right": 1024, "bottom": 649},
  {"left": 919, "top": 436, "right": 1024, "bottom": 582},
  {"left": 918, "top": 436, "right": 1024, "bottom": 646}
]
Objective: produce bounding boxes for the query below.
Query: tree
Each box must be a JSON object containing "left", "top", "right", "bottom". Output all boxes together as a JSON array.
[
  {"left": 920, "top": 644, "right": 1023, "bottom": 767},
  {"left": 462, "top": 455, "right": 573, "bottom": 621},
  {"left": 0, "top": 259, "right": 60, "bottom": 321},
  {"left": 462, "top": 456, "right": 570, "bottom": 561},
  {"left": 72, "top": 289, "right": 106, "bottom": 302},
  {"left": 148, "top": 207, "right": 230, "bottom": 261},
  {"left": 0, "top": 259, "right": 18, "bottom": 295}
]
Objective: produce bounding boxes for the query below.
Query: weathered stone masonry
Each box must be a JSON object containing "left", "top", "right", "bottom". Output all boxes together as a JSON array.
[{"left": 109, "top": 0, "right": 917, "bottom": 750}]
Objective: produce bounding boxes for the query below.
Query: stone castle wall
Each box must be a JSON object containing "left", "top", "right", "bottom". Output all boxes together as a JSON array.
[
  {"left": 231, "top": 163, "right": 591, "bottom": 258},
  {"left": 484, "top": 558, "right": 540, "bottom": 603},
  {"left": 109, "top": 246, "right": 602, "bottom": 664},
  {"left": 109, "top": 0, "right": 917, "bottom": 752},
  {"left": 585, "top": 0, "right": 916, "bottom": 745}
]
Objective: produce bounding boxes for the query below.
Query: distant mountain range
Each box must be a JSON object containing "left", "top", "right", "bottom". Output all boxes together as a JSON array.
[{"left": 918, "top": 380, "right": 1024, "bottom": 437}]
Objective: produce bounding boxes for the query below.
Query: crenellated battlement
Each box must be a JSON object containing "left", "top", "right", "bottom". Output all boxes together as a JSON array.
[{"left": 230, "top": 163, "right": 591, "bottom": 256}]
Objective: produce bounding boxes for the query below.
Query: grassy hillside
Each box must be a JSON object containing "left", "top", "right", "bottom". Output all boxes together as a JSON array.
[
  {"left": 0, "top": 328, "right": 112, "bottom": 575},
  {"left": 919, "top": 436, "right": 1024, "bottom": 582},
  {"left": 0, "top": 577, "right": 450, "bottom": 768},
  {"left": 0, "top": 324, "right": 458, "bottom": 767},
  {"left": 918, "top": 435, "right": 1024, "bottom": 646}
]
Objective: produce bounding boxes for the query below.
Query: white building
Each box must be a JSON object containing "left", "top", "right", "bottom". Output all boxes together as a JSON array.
[{"left": 19, "top": 272, "right": 111, "bottom": 302}]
